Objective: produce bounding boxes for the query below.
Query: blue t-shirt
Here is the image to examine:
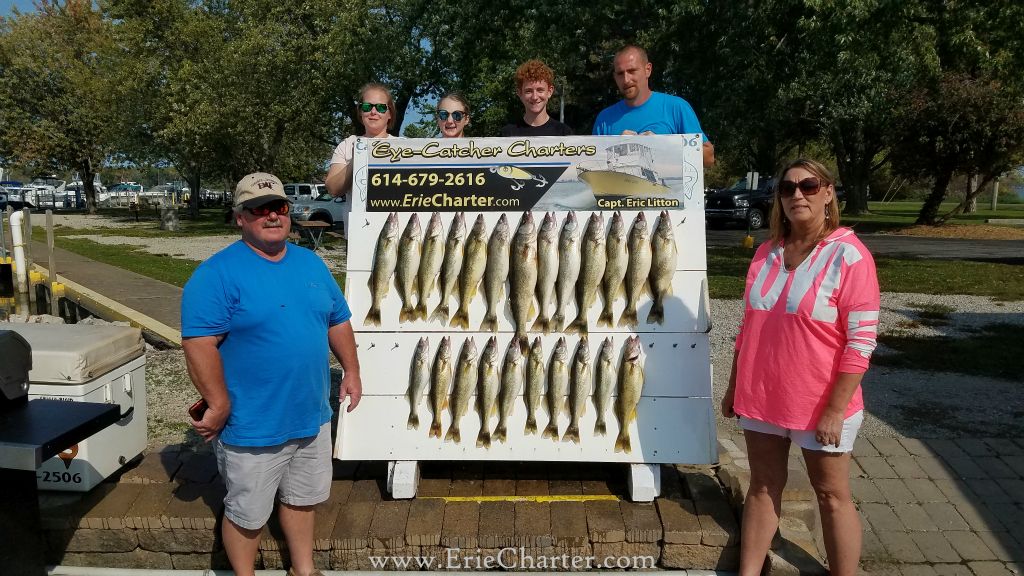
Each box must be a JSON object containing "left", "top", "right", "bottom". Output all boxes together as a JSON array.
[
  {"left": 592, "top": 91, "right": 707, "bottom": 140},
  {"left": 181, "top": 240, "right": 351, "bottom": 446}
]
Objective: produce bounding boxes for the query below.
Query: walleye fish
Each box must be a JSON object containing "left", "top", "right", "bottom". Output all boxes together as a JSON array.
[
  {"left": 509, "top": 212, "right": 538, "bottom": 342},
  {"left": 523, "top": 337, "right": 545, "bottom": 435},
  {"left": 566, "top": 213, "right": 607, "bottom": 334},
  {"left": 648, "top": 211, "right": 678, "bottom": 325},
  {"left": 395, "top": 214, "right": 423, "bottom": 323},
  {"left": 414, "top": 213, "right": 445, "bottom": 321},
  {"left": 430, "top": 212, "right": 466, "bottom": 324},
  {"left": 407, "top": 337, "right": 430, "bottom": 430},
  {"left": 480, "top": 214, "right": 511, "bottom": 332},
  {"left": 542, "top": 337, "right": 569, "bottom": 440},
  {"left": 551, "top": 212, "right": 581, "bottom": 332},
  {"left": 562, "top": 338, "right": 591, "bottom": 444},
  {"left": 445, "top": 337, "right": 478, "bottom": 443},
  {"left": 450, "top": 215, "right": 489, "bottom": 329},
  {"left": 531, "top": 212, "right": 559, "bottom": 334},
  {"left": 364, "top": 212, "right": 400, "bottom": 326},
  {"left": 619, "top": 212, "right": 652, "bottom": 328},
  {"left": 428, "top": 336, "right": 452, "bottom": 438},
  {"left": 494, "top": 337, "right": 525, "bottom": 444},
  {"left": 476, "top": 336, "right": 501, "bottom": 448},
  {"left": 597, "top": 211, "right": 628, "bottom": 328},
  {"left": 614, "top": 335, "right": 646, "bottom": 453},
  {"left": 592, "top": 337, "right": 615, "bottom": 436}
]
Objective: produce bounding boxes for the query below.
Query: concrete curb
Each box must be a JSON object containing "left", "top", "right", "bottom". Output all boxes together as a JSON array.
[{"left": 33, "top": 263, "right": 182, "bottom": 346}]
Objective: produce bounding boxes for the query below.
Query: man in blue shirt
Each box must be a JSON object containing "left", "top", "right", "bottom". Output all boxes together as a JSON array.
[
  {"left": 181, "top": 172, "right": 361, "bottom": 576},
  {"left": 593, "top": 45, "right": 716, "bottom": 167}
]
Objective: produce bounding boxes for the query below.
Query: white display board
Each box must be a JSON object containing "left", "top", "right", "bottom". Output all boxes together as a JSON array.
[{"left": 336, "top": 136, "right": 716, "bottom": 473}]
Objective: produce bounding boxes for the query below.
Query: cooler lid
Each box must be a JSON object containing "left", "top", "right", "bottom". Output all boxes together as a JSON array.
[{"left": 0, "top": 323, "right": 144, "bottom": 384}]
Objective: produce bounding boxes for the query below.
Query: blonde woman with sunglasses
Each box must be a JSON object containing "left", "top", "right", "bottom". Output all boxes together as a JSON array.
[
  {"left": 722, "top": 159, "right": 880, "bottom": 576},
  {"left": 435, "top": 92, "right": 470, "bottom": 138},
  {"left": 325, "top": 83, "right": 395, "bottom": 198}
]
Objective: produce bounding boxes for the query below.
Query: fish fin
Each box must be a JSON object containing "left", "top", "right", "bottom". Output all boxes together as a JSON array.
[
  {"left": 530, "top": 316, "right": 548, "bottom": 334},
  {"left": 542, "top": 420, "right": 559, "bottom": 440},
  {"left": 551, "top": 312, "right": 565, "bottom": 333},
  {"left": 594, "top": 420, "right": 607, "bottom": 436},
  {"left": 493, "top": 425, "right": 507, "bottom": 444},
  {"left": 562, "top": 398, "right": 571, "bottom": 416},
  {"left": 407, "top": 413, "right": 419, "bottom": 430},
  {"left": 524, "top": 417, "right": 538, "bottom": 435},
  {"left": 646, "top": 300, "right": 665, "bottom": 325},
  {"left": 363, "top": 307, "right": 381, "bottom": 327},
  {"left": 565, "top": 316, "right": 588, "bottom": 335},
  {"left": 614, "top": 431, "right": 631, "bottom": 454},
  {"left": 444, "top": 424, "right": 461, "bottom": 443},
  {"left": 597, "top": 308, "right": 613, "bottom": 327},
  {"left": 561, "top": 426, "right": 580, "bottom": 444},
  {"left": 529, "top": 301, "right": 536, "bottom": 319},
  {"left": 450, "top": 308, "right": 469, "bottom": 329},
  {"left": 413, "top": 302, "right": 428, "bottom": 321},
  {"left": 429, "top": 302, "right": 450, "bottom": 324},
  {"left": 428, "top": 419, "right": 442, "bottom": 438},
  {"left": 479, "top": 313, "right": 497, "bottom": 332},
  {"left": 399, "top": 306, "right": 414, "bottom": 323},
  {"left": 476, "top": 430, "right": 491, "bottom": 448},
  {"left": 617, "top": 309, "right": 638, "bottom": 329}
]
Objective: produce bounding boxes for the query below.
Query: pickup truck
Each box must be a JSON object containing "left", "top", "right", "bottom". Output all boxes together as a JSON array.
[
  {"left": 290, "top": 191, "right": 346, "bottom": 229},
  {"left": 704, "top": 176, "right": 775, "bottom": 230}
]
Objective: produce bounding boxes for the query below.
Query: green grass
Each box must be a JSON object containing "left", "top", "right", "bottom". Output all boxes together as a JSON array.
[
  {"left": 37, "top": 207, "right": 237, "bottom": 238},
  {"left": 875, "top": 323, "right": 1023, "bottom": 381},
  {"left": 903, "top": 302, "right": 954, "bottom": 327},
  {"left": 52, "top": 237, "right": 200, "bottom": 287},
  {"left": 843, "top": 201, "right": 1024, "bottom": 233},
  {"left": 707, "top": 247, "right": 1024, "bottom": 301}
]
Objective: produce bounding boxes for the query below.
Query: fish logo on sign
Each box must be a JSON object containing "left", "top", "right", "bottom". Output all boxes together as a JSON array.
[
  {"left": 58, "top": 444, "right": 79, "bottom": 469},
  {"left": 490, "top": 165, "right": 548, "bottom": 191}
]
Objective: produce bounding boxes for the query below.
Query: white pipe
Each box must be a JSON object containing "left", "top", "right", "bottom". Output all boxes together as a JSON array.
[
  {"left": 10, "top": 209, "right": 28, "bottom": 295},
  {"left": 48, "top": 568, "right": 688, "bottom": 576}
]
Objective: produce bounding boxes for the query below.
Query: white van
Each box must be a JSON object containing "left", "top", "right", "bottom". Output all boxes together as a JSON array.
[{"left": 283, "top": 183, "right": 318, "bottom": 202}]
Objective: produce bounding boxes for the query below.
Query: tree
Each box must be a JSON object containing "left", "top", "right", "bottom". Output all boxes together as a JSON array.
[{"left": 0, "top": 0, "right": 119, "bottom": 213}]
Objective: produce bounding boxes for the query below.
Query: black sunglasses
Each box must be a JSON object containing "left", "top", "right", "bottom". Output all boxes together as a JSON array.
[
  {"left": 436, "top": 110, "right": 466, "bottom": 122},
  {"left": 778, "top": 177, "right": 823, "bottom": 198},
  {"left": 358, "top": 102, "right": 389, "bottom": 114},
  {"left": 246, "top": 200, "right": 290, "bottom": 217}
]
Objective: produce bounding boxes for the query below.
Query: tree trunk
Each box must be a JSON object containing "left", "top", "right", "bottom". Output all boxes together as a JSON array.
[
  {"left": 916, "top": 168, "right": 953, "bottom": 225},
  {"left": 831, "top": 125, "right": 873, "bottom": 215},
  {"left": 187, "top": 173, "right": 201, "bottom": 218},
  {"left": 81, "top": 158, "right": 97, "bottom": 215},
  {"left": 938, "top": 174, "right": 995, "bottom": 224},
  {"left": 964, "top": 174, "right": 977, "bottom": 214}
]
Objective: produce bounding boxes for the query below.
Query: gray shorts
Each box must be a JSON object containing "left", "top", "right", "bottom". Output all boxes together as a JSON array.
[{"left": 215, "top": 423, "right": 332, "bottom": 530}]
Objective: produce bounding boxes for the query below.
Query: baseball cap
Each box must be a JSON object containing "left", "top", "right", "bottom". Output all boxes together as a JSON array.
[{"left": 234, "top": 172, "right": 289, "bottom": 208}]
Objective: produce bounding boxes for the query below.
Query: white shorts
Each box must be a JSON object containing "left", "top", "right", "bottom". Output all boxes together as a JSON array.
[
  {"left": 215, "top": 423, "right": 332, "bottom": 530},
  {"left": 739, "top": 410, "right": 864, "bottom": 453}
]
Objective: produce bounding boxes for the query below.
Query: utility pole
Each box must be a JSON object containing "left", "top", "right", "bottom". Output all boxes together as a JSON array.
[{"left": 991, "top": 178, "right": 999, "bottom": 211}]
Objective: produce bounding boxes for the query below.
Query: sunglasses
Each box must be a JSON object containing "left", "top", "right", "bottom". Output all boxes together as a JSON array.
[
  {"left": 436, "top": 110, "right": 466, "bottom": 122},
  {"left": 778, "top": 177, "right": 823, "bottom": 198},
  {"left": 358, "top": 102, "right": 389, "bottom": 114},
  {"left": 246, "top": 200, "right": 290, "bottom": 217}
]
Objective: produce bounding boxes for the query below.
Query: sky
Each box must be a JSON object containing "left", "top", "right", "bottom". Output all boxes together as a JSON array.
[{"left": 1, "top": 1, "right": 35, "bottom": 16}]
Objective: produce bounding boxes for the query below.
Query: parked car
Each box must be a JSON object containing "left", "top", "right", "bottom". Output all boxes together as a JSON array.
[
  {"left": 705, "top": 176, "right": 775, "bottom": 230},
  {"left": 283, "top": 182, "right": 319, "bottom": 202},
  {"left": 290, "top": 192, "right": 346, "bottom": 228}
]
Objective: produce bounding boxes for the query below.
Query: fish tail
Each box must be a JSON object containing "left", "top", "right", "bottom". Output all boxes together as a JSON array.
[
  {"left": 524, "top": 416, "right": 538, "bottom": 435},
  {"left": 561, "top": 425, "right": 580, "bottom": 444},
  {"left": 551, "top": 312, "right": 565, "bottom": 332},
  {"left": 476, "top": 430, "right": 491, "bottom": 448},
  {"left": 594, "top": 419, "right": 607, "bottom": 436},
  {"left": 493, "top": 425, "right": 507, "bottom": 444},
  {"left": 407, "top": 412, "right": 419, "bottom": 430},
  {"left": 647, "top": 299, "right": 665, "bottom": 325},
  {"left": 444, "top": 424, "right": 461, "bottom": 444},
  {"left": 614, "top": 430, "right": 632, "bottom": 454},
  {"left": 565, "top": 316, "right": 588, "bottom": 335},
  {"left": 363, "top": 307, "right": 382, "bottom": 327},
  {"left": 531, "top": 315, "right": 549, "bottom": 334},
  {"left": 479, "top": 312, "right": 497, "bottom": 332},
  {"left": 428, "top": 419, "right": 442, "bottom": 438},
  {"left": 618, "top": 308, "right": 638, "bottom": 328},
  {"left": 399, "top": 305, "right": 415, "bottom": 324},
  {"left": 413, "top": 302, "right": 428, "bottom": 321},
  {"left": 429, "top": 303, "right": 450, "bottom": 324},
  {"left": 450, "top": 308, "right": 469, "bottom": 329},
  {"left": 542, "top": 420, "right": 559, "bottom": 440},
  {"left": 597, "top": 307, "right": 614, "bottom": 328}
]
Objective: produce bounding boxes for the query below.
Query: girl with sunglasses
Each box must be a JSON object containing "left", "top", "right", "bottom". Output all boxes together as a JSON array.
[
  {"left": 435, "top": 92, "right": 470, "bottom": 138},
  {"left": 723, "top": 159, "right": 879, "bottom": 576},
  {"left": 325, "top": 82, "right": 395, "bottom": 198}
]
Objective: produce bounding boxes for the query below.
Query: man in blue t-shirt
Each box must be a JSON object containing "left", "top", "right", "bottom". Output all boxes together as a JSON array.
[
  {"left": 593, "top": 45, "right": 716, "bottom": 168},
  {"left": 181, "top": 172, "right": 361, "bottom": 576}
]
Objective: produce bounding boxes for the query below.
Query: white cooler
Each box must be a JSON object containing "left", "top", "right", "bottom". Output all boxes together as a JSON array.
[{"left": 3, "top": 323, "right": 148, "bottom": 491}]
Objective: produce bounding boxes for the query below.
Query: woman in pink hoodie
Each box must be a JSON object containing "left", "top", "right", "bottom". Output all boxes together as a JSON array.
[{"left": 722, "top": 158, "right": 880, "bottom": 576}]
